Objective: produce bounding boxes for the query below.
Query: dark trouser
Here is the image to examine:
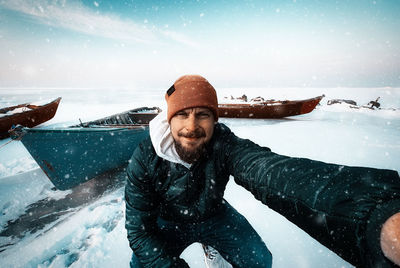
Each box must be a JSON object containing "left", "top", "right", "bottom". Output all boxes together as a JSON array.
[{"left": 130, "top": 202, "right": 272, "bottom": 268}]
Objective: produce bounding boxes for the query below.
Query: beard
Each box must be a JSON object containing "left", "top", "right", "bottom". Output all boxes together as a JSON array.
[{"left": 174, "top": 128, "right": 208, "bottom": 164}]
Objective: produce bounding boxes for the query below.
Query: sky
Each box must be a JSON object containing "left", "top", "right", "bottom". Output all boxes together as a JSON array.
[{"left": 0, "top": 0, "right": 399, "bottom": 89}]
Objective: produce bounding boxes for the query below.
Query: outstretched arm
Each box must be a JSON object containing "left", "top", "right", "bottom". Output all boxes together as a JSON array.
[{"left": 222, "top": 128, "right": 400, "bottom": 267}]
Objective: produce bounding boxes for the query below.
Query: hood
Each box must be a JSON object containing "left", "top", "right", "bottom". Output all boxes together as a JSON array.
[{"left": 149, "top": 110, "right": 191, "bottom": 169}]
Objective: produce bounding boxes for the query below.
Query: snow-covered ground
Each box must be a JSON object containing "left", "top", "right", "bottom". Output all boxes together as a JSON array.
[{"left": 0, "top": 87, "right": 399, "bottom": 268}]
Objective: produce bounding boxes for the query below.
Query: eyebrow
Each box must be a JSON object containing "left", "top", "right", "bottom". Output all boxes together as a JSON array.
[
  {"left": 196, "top": 110, "right": 211, "bottom": 114},
  {"left": 175, "top": 108, "right": 212, "bottom": 116}
]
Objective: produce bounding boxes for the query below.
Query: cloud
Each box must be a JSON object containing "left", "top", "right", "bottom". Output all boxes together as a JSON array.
[
  {"left": 0, "top": 0, "right": 199, "bottom": 47},
  {"left": 160, "top": 30, "right": 201, "bottom": 49}
]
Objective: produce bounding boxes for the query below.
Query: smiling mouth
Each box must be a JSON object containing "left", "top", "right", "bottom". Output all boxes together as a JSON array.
[
  {"left": 184, "top": 136, "right": 198, "bottom": 140},
  {"left": 178, "top": 129, "right": 206, "bottom": 139},
  {"left": 183, "top": 137, "right": 201, "bottom": 144}
]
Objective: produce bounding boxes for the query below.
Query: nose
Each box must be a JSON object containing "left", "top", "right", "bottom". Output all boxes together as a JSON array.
[{"left": 185, "top": 113, "right": 198, "bottom": 132}]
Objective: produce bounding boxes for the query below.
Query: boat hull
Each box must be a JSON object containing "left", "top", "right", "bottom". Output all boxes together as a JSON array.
[
  {"left": 16, "top": 126, "right": 149, "bottom": 190},
  {"left": 218, "top": 95, "right": 324, "bottom": 118},
  {"left": 0, "top": 97, "right": 61, "bottom": 139}
]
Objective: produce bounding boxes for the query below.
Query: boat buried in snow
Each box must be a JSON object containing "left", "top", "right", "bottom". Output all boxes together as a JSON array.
[
  {"left": 218, "top": 95, "right": 324, "bottom": 118},
  {"left": 10, "top": 107, "right": 161, "bottom": 190},
  {"left": 0, "top": 97, "right": 61, "bottom": 139}
]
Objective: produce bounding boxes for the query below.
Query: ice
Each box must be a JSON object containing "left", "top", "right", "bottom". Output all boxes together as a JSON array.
[{"left": 0, "top": 87, "right": 399, "bottom": 267}]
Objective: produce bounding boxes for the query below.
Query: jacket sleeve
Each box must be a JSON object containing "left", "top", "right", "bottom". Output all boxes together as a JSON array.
[
  {"left": 125, "top": 141, "right": 189, "bottom": 268},
  {"left": 223, "top": 129, "right": 400, "bottom": 267}
]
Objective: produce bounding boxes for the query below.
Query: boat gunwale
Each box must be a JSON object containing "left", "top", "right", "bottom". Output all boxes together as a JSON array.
[
  {"left": 20, "top": 125, "right": 149, "bottom": 133},
  {"left": 74, "top": 106, "right": 161, "bottom": 128}
]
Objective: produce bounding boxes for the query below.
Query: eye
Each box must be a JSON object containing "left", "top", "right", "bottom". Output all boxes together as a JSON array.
[
  {"left": 175, "top": 111, "right": 188, "bottom": 118},
  {"left": 197, "top": 111, "right": 212, "bottom": 118}
]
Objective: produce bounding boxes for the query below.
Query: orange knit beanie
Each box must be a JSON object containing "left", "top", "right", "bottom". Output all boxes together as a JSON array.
[{"left": 165, "top": 75, "right": 218, "bottom": 122}]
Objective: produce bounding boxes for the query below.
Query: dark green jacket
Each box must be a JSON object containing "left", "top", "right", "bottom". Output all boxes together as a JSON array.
[{"left": 125, "top": 123, "right": 400, "bottom": 267}]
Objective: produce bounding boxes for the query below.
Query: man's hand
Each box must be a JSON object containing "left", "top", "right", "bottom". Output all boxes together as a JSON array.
[{"left": 381, "top": 212, "right": 400, "bottom": 266}]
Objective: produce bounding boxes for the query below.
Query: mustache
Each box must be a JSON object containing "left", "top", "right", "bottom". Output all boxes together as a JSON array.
[{"left": 178, "top": 128, "right": 206, "bottom": 138}]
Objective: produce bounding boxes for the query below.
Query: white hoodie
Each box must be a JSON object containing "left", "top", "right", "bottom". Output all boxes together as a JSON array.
[{"left": 149, "top": 110, "right": 191, "bottom": 169}]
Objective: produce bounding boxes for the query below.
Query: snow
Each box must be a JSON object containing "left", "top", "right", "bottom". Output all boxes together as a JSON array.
[
  {"left": 0, "top": 107, "right": 32, "bottom": 117},
  {"left": 0, "top": 87, "right": 399, "bottom": 268}
]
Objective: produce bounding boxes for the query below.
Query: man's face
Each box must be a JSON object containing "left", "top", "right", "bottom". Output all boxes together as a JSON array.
[{"left": 170, "top": 107, "right": 215, "bottom": 163}]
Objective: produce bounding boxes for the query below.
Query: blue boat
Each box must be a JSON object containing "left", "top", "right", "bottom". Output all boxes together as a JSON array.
[{"left": 11, "top": 107, "right": 161, "bottom": 190}]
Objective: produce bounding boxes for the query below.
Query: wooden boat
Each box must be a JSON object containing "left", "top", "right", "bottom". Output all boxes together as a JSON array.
[
  {"left": 10, "top": 107, "right": 161, "bottom": 190},
  {"left": 218, "top": 95, "right": 324, "bottom": 119},
  {"left": 0, "top": 97, "right": 61, "bottom": 139}
]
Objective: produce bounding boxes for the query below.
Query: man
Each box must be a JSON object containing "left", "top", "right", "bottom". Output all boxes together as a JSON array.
[{"left": 125, "top": 75, "right": 400, "bottom": 267}]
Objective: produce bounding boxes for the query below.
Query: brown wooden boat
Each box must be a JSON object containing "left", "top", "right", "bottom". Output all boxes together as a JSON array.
[
  {"left": 0, "top": 97, "right": 61, "bottom": 139},
  {"left": 218, "top": 95, "right": 324, "bottom": 119}
]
